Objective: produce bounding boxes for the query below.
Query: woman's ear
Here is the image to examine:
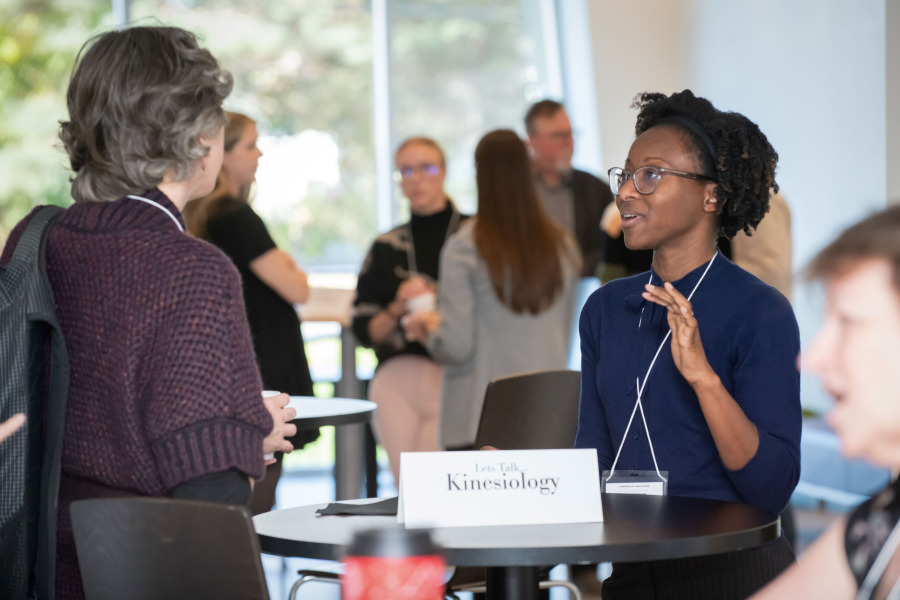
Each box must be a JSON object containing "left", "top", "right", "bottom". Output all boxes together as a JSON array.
[{"left": 702, "top": 184, "right": 722, "bottom": 214}]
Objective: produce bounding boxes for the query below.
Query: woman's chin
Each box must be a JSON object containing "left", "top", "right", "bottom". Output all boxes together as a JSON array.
[
  {"left": 835, "top": 426, "right": 894, "bottom": 466},
  {"left": 621, "top": 233, "right": 651, "bottom": 252}
]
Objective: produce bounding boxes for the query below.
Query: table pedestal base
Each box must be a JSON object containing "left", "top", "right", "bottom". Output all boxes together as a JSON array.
[{"left": 486, "top": 565, "right": 540, "bottom": 600}]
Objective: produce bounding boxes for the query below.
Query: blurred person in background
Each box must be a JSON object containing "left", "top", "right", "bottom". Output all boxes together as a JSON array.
[
  {"left": 404, "top": 128, "right": 580, "bottom": 451},
  {"left": 183, "top": 111, "right": 317, "bottom": 515},
  {"left": 353, "top": 137, "right": 468, "bottom": 483},
  {"left": 752, "top": 205, "right": 900, "bottom": 600},
  {"left": 732, "top": 191, "right": 793, "bottom": 302},
  {"left": 526, "top": 99, "right": 651, "bottom": 281}
]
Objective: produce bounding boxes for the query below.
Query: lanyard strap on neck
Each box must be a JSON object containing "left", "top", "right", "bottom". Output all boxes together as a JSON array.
[
  {"left": 127, "top": 194, "right": 184, "bottom": 233},
  {"left": 607, "top": 251, "right": 719, "bottom": 480}
]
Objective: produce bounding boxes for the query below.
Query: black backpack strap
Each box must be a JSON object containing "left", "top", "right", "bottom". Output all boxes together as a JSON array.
[
  {"left": 10, "top": 205, "right": 63, "bottom": 267},
  {"left": 23, "top": 206, "right": 68, "bottom": 600}
]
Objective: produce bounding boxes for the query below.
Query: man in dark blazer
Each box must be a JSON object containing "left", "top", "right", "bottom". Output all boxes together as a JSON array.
[{"left": 526, "top": 99, "right": 652, "bottom": 280}]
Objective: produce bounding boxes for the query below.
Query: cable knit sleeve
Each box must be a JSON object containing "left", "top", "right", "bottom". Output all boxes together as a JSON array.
[{"left": 145, "top": 239, "right": 272, "bottom": 491}]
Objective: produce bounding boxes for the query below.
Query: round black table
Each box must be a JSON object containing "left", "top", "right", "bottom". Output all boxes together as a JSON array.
[{"left": 254, "top": 493, "right": 781, "bottom": 600}]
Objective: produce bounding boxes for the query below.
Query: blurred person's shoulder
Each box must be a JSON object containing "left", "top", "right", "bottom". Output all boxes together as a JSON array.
[{"left": 372, "top": 220, "right": 409, "bottom": 248}]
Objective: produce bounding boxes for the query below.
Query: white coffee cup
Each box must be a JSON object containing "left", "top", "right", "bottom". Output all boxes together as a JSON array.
[
  {"left": 406, "top": 291, "right": 436, "bottom": 314},
  {"left": 262, "top": 390, "right": 280, "bottom": 461}
]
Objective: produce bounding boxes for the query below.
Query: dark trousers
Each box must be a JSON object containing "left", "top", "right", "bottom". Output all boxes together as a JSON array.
[{"left": 601, "top": 536, "right": 795, "bottom": 600}]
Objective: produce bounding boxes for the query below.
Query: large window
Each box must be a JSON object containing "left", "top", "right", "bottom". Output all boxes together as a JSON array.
[
  {"left": 129, "top": 0, "right": 377, "bottom": 270},
  {"left": 0, "top": 0, "right": 113, "bottom": 240},
  {"left": 383, "top": 1, "right": 557, "bottom": 221},
  {"left": 1, "top": 1, "right": 572, "bottom": 274}
]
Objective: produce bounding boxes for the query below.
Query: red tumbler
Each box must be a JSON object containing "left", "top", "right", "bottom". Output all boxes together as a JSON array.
[{"left": 341, "top": 527, "right": 445, "bottom": 600}]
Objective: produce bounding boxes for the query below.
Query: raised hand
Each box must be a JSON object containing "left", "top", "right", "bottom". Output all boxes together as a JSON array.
[{"left": 642, "top": 281, "right": 715, "bottom": 387}]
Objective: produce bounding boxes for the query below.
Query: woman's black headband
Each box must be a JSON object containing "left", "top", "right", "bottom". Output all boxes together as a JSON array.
[{"left": 654, "top": 115, "right": 718, "bottom": 164}]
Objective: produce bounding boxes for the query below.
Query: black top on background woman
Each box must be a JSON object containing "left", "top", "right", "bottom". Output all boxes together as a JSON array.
[{"left": 184, "top": 111, "right": 315, "bottom": 514}]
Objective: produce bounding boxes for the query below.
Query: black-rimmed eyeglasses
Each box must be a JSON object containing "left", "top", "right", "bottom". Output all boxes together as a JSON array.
[{"left": 608, "top": 166, "right": 716, "bottom": 195}]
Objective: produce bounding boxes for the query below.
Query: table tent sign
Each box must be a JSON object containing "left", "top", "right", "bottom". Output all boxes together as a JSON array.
[{"left": 398, "top": 449, "right": 603, "bottom": 528}]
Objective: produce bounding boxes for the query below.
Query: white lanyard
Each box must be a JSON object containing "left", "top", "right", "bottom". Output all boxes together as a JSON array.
[
  {"left": 126, "top": 194, "right": 185, "bottom": 233},
  {"left": 607, "top": 251, "right": 719, "bottom": 481},
  {"left": 406, "top": 200, "right": 460, "bottom": 275}
]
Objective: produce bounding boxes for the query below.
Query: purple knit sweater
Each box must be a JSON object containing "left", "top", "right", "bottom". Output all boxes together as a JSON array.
[{"left": 2, "top": 189, "right": 273, "bottom": 599}]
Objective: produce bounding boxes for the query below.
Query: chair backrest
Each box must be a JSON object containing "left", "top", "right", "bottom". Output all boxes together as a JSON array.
[
  {"left": 70, "top": 497, "right": 269, "bottom": 600},
  {"left": 473, "top": 369, "right": 581, "bottom": 450}
]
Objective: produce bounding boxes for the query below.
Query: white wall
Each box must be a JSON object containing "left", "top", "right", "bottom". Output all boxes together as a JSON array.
[
  {"left": 557, "top": 0, "right": 606, "bottom": 174},
  {"left": 589, "top": 0, "right": 691, "bottom": 173},
  {"left": 586, "top": 0, "right": 889, "bottom": 413},
  {"left": 888, "top": 0, "right": 900, "bottom": 203}
]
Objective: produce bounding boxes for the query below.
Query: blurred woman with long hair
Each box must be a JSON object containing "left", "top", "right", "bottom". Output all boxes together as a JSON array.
[
  {"left": 405, "top": 129, "right": 580, "bottom": 450},
  {"left": 183, "top": 111, "right": 315, "bottom": 514}
]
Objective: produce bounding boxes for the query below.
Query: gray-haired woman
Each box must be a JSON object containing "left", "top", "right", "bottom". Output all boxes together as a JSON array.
[{"left": 0, "top": 26, "right": 297, "bottom": 598}]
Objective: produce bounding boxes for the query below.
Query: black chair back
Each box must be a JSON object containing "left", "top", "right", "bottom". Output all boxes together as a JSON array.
[
  {"left": 70, "top": 497, "right": 269, "bottom": 600},
  {"left": 473, "top": 369, "right": 581, "bottom": 450}
]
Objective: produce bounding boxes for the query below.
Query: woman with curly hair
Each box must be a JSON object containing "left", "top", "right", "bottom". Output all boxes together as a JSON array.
[
  {"left": 1, "top": 27, "right": 297, "bottom": 598},
  {"left": 574, "top": 90, "right": 800, "bottom": 598}
]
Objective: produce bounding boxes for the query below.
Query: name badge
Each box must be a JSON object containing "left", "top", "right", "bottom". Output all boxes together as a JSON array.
[
  {"left": 398, "top": 449, "right": 603, "bottom": 528},
  {"left": 602, "top": 469, "right": 668, "bottom": 496}
]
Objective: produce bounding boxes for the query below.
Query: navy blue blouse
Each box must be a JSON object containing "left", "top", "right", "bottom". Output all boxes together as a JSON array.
[{"left": 575, "top": 252, "right": 801, "bottom": 514}]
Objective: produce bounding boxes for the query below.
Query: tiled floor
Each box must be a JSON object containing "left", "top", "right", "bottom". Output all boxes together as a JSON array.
[{"left": 263, "top": 464, "right": 847, "bottom": 600}]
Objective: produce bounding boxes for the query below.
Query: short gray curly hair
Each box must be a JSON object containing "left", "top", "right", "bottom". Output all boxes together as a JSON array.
[{"left": 59, "top": 26, "right": 233, "bottom": 203}]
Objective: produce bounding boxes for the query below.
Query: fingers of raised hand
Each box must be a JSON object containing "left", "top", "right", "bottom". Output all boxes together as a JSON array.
[
  {"left": 642, "top": 283, "right": 681, "bottom": 313},
  {"left": 660, "top": 283, "right": 695, "bottom": 320}
]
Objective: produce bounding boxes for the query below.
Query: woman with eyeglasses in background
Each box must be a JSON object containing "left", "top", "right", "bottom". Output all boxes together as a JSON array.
[
  {"left": 575, "top": 90, "right": 801, "bottom": 598},
  {"left": 352, "top": 137, "right": 468, "bottom": 483},
  {"left": 183, "top": 111, "right": 317, "bottom": 515}
]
